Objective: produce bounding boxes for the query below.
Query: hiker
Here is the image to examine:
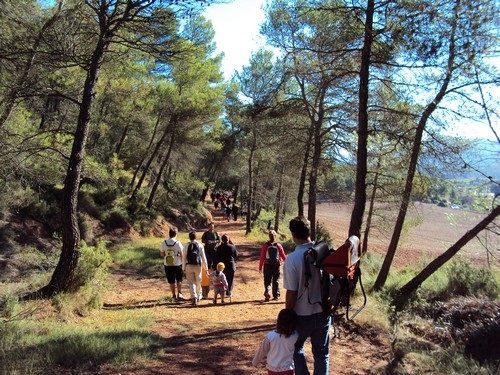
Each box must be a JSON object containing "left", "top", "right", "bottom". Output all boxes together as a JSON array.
[
  {"left": 259, "top": 230, "right": 287, "bottom": 302},
  {"left": 225, "top": 205, "right": 232, "bottom": 222},
  {"left": 231, "top": 204, "right": 239, "bottom": 221},
  {"left": 283, "top": 216, "right": 331, "bottom": 375},
  {"left": 182, "top": 231, "right": 208, "bottom": 305},
  {"left": 209, "top": 262, "right": 229, "bottom": 304},
  {"left": 252, "top": 308, "right": 298, "bottom": 375},
  {"left": 159, "top": 227, "right": 185, "bottom": 301},
  {"left": 214, "top": 234, "right": 238, "bottom": 298},
  {"left": 201, "top": 222, "right": 220, "bottom": 270}
]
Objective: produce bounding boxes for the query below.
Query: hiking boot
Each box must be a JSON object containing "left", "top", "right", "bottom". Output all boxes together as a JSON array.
[{"left": 264, "top": 294, "right": 270, "bottom": 302}]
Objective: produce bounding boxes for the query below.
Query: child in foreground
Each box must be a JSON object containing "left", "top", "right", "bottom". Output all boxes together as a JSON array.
[
  {"left": 209, "top": 262, "right": 229, "bottom": 304},
  {"left": 252, "top": 308, "right": 298, "bottom": 375}
]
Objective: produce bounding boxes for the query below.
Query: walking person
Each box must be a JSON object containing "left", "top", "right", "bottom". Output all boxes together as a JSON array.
[
  {"left": 209, "top": 262, "right": 229, "bottom": 304},
  {"left": 231, "top": 204, "right": 239, "bottom": 221},
  {"left": 252, "top": 308, "right": 299, "bottom": 375},
  {"left": 182, "top": 231, "right": 208, "bottom": 305},
  {"left": 259, "top": 230, "right": 287, "bottom": 302},
  {"left": 201, "top": 222, "right": 220, "bottom": 270},
  {"left": 225, "top": 205, "right": 232, "bottom": 222},
  {"left": 283, "top": 216, "right": 331, "bottom": 375},
  {"left": 214, "top": 234, "right": 238, "bottom": 298},
  {"left": 159, "top": 227, "right": 185, "bottom": 301}
]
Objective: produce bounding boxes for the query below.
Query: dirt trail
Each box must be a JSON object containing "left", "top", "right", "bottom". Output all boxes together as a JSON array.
[{"left": 101, "top": 205, "right": 392, "bottom": 375}]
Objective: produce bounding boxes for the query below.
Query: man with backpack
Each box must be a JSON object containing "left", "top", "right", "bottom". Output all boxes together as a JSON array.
[
  {"left": 160, "top": 227, "right": 185, "bottom": 301},
  {"left": 182, "top": 231, "right": 208, "bottom": 306},
  {"left": 283, "top": 216, "right": 331, "bottom": 375},
  {"left": 258, "top": 230, "right": 287, "bottom": 302}
]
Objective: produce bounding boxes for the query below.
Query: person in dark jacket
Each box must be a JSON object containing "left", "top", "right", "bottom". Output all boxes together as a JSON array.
[
  {"left": 214, "top": 234, "right": 238, "bottom": 297},
  {"left": 225, "top": 205, "right": 232, "bottom": 222},
  {"left": 231, "top": 204, "right": 239, "bottom": 221},
  {"left": 201, "top": 222, "right": 220, "bottom": 270}
]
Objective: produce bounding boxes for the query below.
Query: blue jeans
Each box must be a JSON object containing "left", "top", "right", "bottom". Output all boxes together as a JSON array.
[{"left": 294, "top": 312, "right": 331, "bottom": 375}]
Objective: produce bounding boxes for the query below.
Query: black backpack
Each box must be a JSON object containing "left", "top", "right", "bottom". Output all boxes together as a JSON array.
[
  {"left": 186, "top": 242, "right": 201, "bottom": 265},
  {"left": 266, "top": 242, "right": 279, "bottom": 264}
]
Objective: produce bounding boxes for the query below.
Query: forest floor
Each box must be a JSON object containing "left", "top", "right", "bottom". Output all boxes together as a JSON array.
[{"left": 97, "top": 203, "right": 394, "bottom": 375}]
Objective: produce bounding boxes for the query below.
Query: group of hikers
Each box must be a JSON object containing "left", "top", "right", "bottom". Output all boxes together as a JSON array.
[
  {"left": 159, "top": 207, "right": 346, "bottom": 374},
  {"left": 210, "top": 190, "right": 248, "bottom": 222},
  {"left": 159, "top": 222, "right": 237, "bottom": 305}
]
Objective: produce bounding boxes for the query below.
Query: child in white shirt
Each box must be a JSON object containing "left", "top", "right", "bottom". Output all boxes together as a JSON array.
[{"left": 252, "top": 308, "right": 298, "bottom": 375}]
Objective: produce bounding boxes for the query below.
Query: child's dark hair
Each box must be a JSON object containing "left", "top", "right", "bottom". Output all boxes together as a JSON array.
[{"left": 276, "top": 308, "right": 297, "bottom": 337}]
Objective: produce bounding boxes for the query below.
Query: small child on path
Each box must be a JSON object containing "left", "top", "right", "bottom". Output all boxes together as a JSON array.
[
  {"left": 201, "top": 264, "right": 211, "bottom": 299},
  {"left": 209, "top": 262, "right": 229, "bottom": 304},
  {"left": 252, "top": 308, "right": 298, "bottom": 375}
]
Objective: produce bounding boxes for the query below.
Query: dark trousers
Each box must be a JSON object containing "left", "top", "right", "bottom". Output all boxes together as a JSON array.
[
  {"left": 225, "top": 267, "right": 235, "bottom": 296},
  {"left": 206, "top": 249, "right": 216, "bottom": 270},
  {"left": 263, "top": 263, "right": 281, "bottom": 298}
]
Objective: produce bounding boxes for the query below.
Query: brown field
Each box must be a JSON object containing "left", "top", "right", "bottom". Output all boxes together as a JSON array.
[{"left": 316, "top": 201, "right": 498, "bottom": 268}]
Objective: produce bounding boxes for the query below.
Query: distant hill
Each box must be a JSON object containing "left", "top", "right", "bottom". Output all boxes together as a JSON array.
[{"left": 450, "top": 138, "right": 500, "bottom": 180}]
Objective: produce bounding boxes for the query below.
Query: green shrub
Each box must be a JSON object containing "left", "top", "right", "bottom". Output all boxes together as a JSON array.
[
  {"left": 315, "top": 221, "right": 334, "bottom": 246},
  {"left": 70, "top": 241, "right": 111, "bottom": 294},
  {"left": 78, "top": 213, "right": 95, "bottom": 245},
  {"left": 446, "top": 261, "right": 498, "bottom": 299},
  {"left": 105, "top": 208, "right": 130, "bottom": 229},
  {"left": 92, "top": 188, "right": 118, "bottom": 208},
  {"left": 78, "top": 191, "right": 101, "bottom": 219},
  {"left": 0, "top": 294, "right": 20, "bottom": 320}
]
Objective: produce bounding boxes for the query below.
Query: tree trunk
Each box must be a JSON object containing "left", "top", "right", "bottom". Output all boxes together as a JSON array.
[
  {"left": 115, "top": 123, "right": 129, "bottom": 156},
  {"left": 200, "top": 186, "right": 209, "bottom": 202},
  {"left": 373, "top": 2, "right": 459, "bottom": 291},
  {"left": 349, "top": 0, "right": 374, "bottom": 239},
  {"left": 393, "top": 205, "right": 500, "bottom": 311},
  {"left": 307, "top": 117, "right": 323, "bottom": 240},
  {"left": 362, "top": 160, "right": 380, "bottom": 254},
  {"left": 131, "top": 112, "right": 161, "bottom": 188},
  {"left": 245, "top": 128, "right": 257, "bottom": 234},
  {"left": 297, "top": 124, "right": 313, "bottom": 217},
  {"left": 130, "top": 117, "right": 170, "bottom": 200},
  {"left": 232, "top": 179, "right": 239, "bottom": 205},
  {"left": 27, "top": 38, "right": 107, "bottom": 299},
  {"left": 147, "top": 130, "right": 175, "bottom": 208},
  {"left": 274, "top": 161, "right": 285, "bottom": 231}
]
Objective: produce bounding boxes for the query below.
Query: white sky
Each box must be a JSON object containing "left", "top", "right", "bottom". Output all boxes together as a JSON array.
[{"left": 204, "top": 0, "right": 267, "bottom": 79}]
